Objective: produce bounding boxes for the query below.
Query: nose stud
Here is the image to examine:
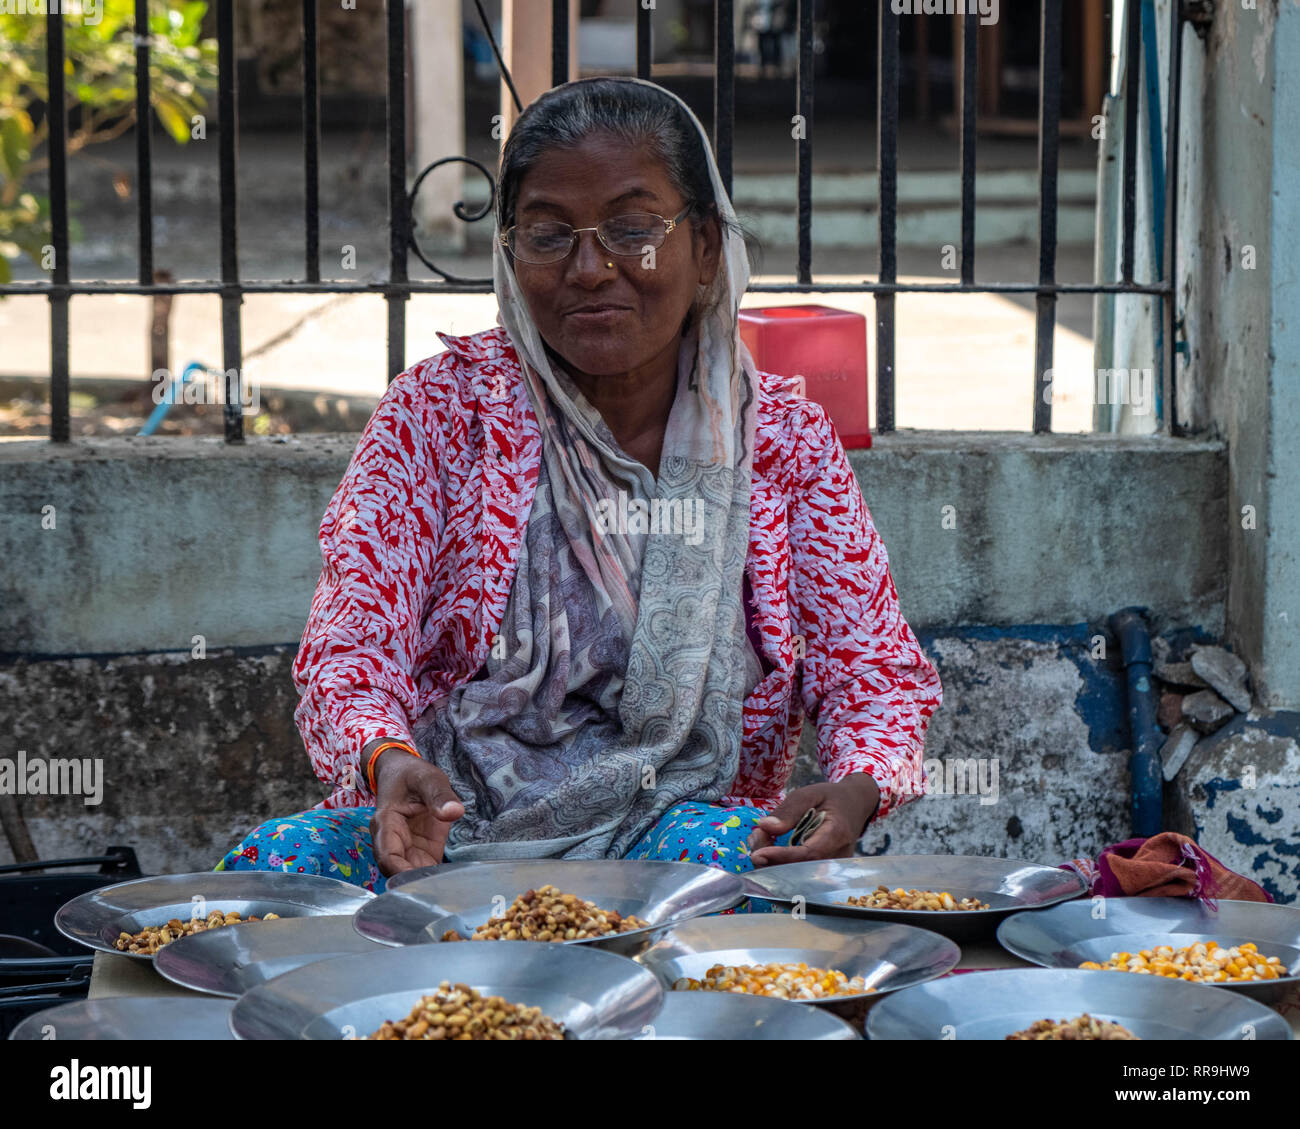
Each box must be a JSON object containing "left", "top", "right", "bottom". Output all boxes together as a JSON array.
[{"left": 606, "top": 261, "right": 614, "bottom": 269}]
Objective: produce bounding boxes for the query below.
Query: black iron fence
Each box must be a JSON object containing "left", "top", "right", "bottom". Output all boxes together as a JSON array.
[{"left": 2, "top": 0, "right": 1184, "bottom": 443}]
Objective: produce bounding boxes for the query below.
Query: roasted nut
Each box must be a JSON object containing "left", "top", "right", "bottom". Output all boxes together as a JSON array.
[
  {"left": 365, "top": 980, "right": 565, "bottom": 1041},
  {"left": 1007, "top": 1014, "right": 1140, "bottom": 1040},
  {"left": 841, "top": 885, "right": 990, "bottom": 911},
  {"left": 112, "top": 911, "right": 281, "bottom": 954},
  {"left": 442, "top": 885, "right": 649, "bottom": 943}
]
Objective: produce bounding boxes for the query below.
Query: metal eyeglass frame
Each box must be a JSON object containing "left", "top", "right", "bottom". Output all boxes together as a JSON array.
[{"left": 499, "top": 207, "right": 693, "bottom": 265}]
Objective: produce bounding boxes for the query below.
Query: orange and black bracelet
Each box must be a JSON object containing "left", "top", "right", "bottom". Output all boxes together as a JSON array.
[{"left": 365, "top": 740, "right": 420, "bottom": 795}]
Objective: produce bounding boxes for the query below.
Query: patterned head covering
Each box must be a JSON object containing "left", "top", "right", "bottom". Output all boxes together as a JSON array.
[{"left": 435, "top": 78, "right": 761, "bottom": 860}]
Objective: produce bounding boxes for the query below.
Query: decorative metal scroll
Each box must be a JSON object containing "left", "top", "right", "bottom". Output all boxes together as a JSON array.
[
  {"left": 403, "top": 0, "right": 520, "bottom": 287},
  {"left": 407, "top": 156, "right": 497, "bottom": 285}
]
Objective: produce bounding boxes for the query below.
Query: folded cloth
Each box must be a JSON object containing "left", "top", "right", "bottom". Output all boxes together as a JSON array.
[{"left": 1062, "top": 832, "right": 1272, "bottom": 907}]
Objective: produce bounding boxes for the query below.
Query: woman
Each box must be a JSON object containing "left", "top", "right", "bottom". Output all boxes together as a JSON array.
[{"left": 217, "top": 78, "right": 941, "bottom": 893}]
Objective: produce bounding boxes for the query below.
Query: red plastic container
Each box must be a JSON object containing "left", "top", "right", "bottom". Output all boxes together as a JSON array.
[{"left": 738, "top": 305, "right": 872, "bottom": 448}]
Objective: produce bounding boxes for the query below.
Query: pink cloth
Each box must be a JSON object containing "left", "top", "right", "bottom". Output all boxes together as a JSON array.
[{"left": 1060, "top": 833, "right": 1272, "bottom": 906}]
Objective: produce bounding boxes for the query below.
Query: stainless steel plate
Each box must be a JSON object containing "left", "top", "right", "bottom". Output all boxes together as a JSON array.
[
  {"left": 56, "top": 872, "right": 374, "bottom": 962},
  {"left": 637, "top": 991, "right": 860, "bottom": 1040},
  {"left": 155, "top": 914, "right": 387, "bottom": 997},
  {"left": 634, "top": 911, "right": 960, "bottom": 1020},
  {"left": 8, "top": 997, "right": 235, "bottom": 1041},
  {"left": 385, "top": 861, "right": 473, "bottom": 891},
  {"left": 742, "top": 855, "right": 1087, "bottom": 941},
  {"left": 229, "top": 939, "right": 663, "bottom": 1040},
  {"left": 355, "top": 859, "right": 746, "bottom": 958},
  {"left": 866, "top": 968, "right": 1293, "bottom": 1040},
  {"left": 997, "top": 896, "right": 1300, "bottom": 1006}
]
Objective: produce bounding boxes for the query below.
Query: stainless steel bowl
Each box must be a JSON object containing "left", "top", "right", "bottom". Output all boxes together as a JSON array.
[
  {"left": 866, "top": 967, "right": 1293, "bottom": 1040},
  {"left": 355, "top": 859, "right": 746, "bottom": 958},
  {"left": 56, "top": 872, "right": 374, "bottom": 962},
  {"left": 385, "top": 860, "right": 473, "bottom": 891},
  {"left": 155, "top": 914, "right": 387, "bottom": 997},
  {"left": 8, "top": 997, "right": 236, "bottom": 1040},
  {"left": 997, "top": 896, "right": 1300, "bottom": 1006},
  {"left": 636, "top": 991, "right": 860, "bottom": 1040},
  {"left": 229, "top": 939, "right": 663, "bottom": 1040},
  {"left": 634, "top": 911, "right": 960, "bottom": 1023},
  {"left": 742, "top": 855, "right": 1086, "bottom": 941}
]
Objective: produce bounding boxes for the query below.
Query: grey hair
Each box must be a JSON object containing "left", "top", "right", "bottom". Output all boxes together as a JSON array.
[{"left": 496, "top": 78, "right": 744, "bottom": 249}]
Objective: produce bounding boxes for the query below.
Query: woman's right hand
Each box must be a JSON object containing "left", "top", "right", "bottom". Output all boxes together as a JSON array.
[{"left": 367, "top": 745, "right": 465, "bottom": 878}]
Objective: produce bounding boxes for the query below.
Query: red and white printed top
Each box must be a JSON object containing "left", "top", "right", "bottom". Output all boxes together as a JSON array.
[{"left": 293, "top": 326, "right": 942, "bottom": 821}]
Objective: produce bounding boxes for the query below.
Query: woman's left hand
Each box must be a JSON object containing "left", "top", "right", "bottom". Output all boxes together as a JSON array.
[{"left": 746, "top": 774, "right": 881, "bottom": 867}]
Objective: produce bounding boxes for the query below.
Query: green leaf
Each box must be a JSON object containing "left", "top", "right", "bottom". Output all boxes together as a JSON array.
[
  {"left": 153, "top": 95, "right": 190, "bottom": 144},
  {"left": 0, "top": 112, "right": 32, "bottom": 180}
]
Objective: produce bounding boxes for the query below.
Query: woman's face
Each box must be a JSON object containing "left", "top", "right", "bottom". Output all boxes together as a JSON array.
[{"left": 508, "top": 132, "right": 722, "bottom": 379}]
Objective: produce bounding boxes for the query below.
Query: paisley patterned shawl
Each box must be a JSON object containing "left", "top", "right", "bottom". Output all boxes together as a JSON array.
[{"left": 423, "top": 78, "right": 762, "bottom": 860}]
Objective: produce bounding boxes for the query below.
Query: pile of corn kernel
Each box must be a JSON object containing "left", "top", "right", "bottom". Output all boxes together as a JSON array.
[
  {"left": 1079, "top": 940, "right": 1287, "bottom": 982},
  {"left": 673, "top": 961, "right": 876, "bottom": 1000}
]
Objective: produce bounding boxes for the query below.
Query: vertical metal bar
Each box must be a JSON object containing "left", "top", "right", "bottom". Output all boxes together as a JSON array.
[
  {"left": 1121, "top": 0, "right": 1141, "bottom": 284},
  {"left": 795, "top": 0, "right": 813, "bottom": 285},
  {"left": 959, "top": 11, "right": 977, "bottom": 285},
  {"left": 637, "top": 0, "right": 652, "bottom": 79},
  {"left": 915, "top": 13, "right": 930, "bottom": 122},
  {"left": 875, "top": 0, "right": 899, "bottom": 435},
  {"left": 1033, "top": 0, "right": 1062, "bottom": 434},
  {"left": 386, "top": 0, "right": 408, "bottom": 384},
  {"left": 303, "top": 0, "right": 321, "bottom": 284},
  {"left": 552, "top": 0, "right": 569, "bottom": 87},
  {"left": 134, "top": 0, "right": 153, "bottom": 287},
  {"left": 714, "top": 0, "right": 735, "bottom": 199},
  {"left": 217, "top": 0, "right": 243, "bottom": 441},
  {"left": 1165, "top": 0, "right": 1183, "bottom": 436},
  {"left": 46, "top": 9, "right": 70, "bottom": 443}
]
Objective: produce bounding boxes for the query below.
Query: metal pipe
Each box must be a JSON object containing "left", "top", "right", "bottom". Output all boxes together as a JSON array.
[
  {"left": 1110, "top": 606, "right": 1164, "bottom": 838},
  {"left": 1033, "top": 0, "right": 1063, "bottom": 435},
  {"left": 876, "top": 0, "right": 899, "bottom": 435},
  {"left": 1165, "top": 0, "right": 1185, "bottom": 436},
  {"left": 959, "top": 10, "right": 977, "bottom": 286},
  {"left": 303, "top": 0, "right": 321, "bottom": 283},
  {"left": 134, "top": 0, "right": 154, "bottom": 287},
  {"left": 1121, "top": 0, "right": 1142, "bottom": 284},
  {"left": 795, "top": 0, "right": 813, "bottom": 285},
  {"left": 0, "top": 279, "right": 1178, "bottom": 298},
  {"left": 386, "top": 0, "right": 409, "bottom": 385},
  {"left": 714, "top": 0, "right": 735, "bottom": 199},
  {"left": 637, "top": 1, "right": 652, "bottom": 79},
  {"left": 45, "top": 8, "right": 70, "bottom": 444},
  {"left": 551, "top": 0, "right": 568, "bottom": 87},
  {"left": 216, "top": 0, "right": 244, "bottom": 441}
]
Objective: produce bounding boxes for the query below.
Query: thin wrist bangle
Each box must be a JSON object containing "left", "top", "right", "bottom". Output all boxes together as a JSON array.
[{"left": 366, "top": 740, "right": 419, "bottom": 795}]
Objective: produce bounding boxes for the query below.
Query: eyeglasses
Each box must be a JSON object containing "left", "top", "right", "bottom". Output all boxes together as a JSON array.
[{"left": 499, "top": 208, "right": 692, "bottom": 265}]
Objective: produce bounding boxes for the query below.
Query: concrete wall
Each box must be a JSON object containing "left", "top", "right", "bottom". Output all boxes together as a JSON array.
[
  {"left": 0, "top": 430, "right": 1244, "bottom": 889},
  {"left": 0, "top": 627, "right": 1137, "bottom": 880},
  {"left": 0, "top": 432, "right": 1227, "bottom": 657},
  {"left": 1176, "top": 0, "right": 1300, "bottom": 706}
]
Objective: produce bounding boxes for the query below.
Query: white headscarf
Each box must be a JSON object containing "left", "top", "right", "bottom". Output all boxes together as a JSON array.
[{"left": 440, "top": 78, "right": 762, "bottom": 860}]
